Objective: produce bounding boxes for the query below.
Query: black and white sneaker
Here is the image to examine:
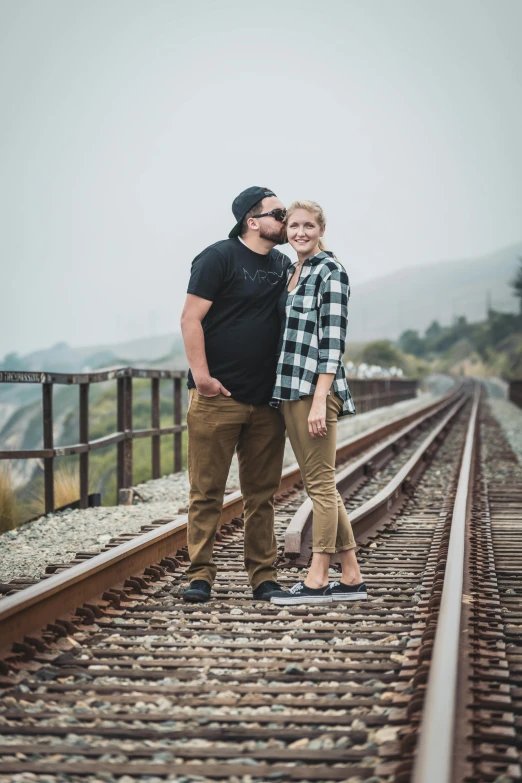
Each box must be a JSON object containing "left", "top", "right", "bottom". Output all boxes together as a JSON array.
[
  {"left": 270, "top": 581, "right": 332, "bottom": 606},
  {"left": 327, "top": 580, "right": 368, "bottom": 601}
]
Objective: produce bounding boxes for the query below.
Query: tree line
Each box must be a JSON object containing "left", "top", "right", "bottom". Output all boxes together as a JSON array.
[{"left": 397, "top": 258, "right": 522, "bottom": 377}]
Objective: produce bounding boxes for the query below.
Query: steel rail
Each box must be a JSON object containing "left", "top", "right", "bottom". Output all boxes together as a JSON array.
[
  {"left": 285, "top": 387, "right": 467, "bottom": 556},
  {"left": 0, "top": 517, "right": 188, "bottom": 653},
  {"left": 0, "top": 386, "right": 460, "bottom": 654},
  {"left": 411, "top": 385, "right": 480, "bottom": 783}
]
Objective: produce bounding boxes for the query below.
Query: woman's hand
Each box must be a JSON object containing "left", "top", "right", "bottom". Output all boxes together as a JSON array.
[
  {"left": 308, "top": 373, "right": 335, "bottom": 438},
  {"left": 308, "top": 398, "right": 327, "bottom": 438}
]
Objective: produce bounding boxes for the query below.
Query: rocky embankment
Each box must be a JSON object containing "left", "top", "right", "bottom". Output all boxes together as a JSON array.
[{"left": 483, "top": 378, "right": 522, "bottom": 464}]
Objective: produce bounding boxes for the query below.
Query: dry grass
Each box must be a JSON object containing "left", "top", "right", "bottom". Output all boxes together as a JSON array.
[
  {"left": 26, "top": 464, "right": 81, "bottom": 520},
  {"left": 0, "top": 465, "right": 20, "bottom": 533},
  {"left": 54, "top": 466, "right": 81, "bottom": 509}
]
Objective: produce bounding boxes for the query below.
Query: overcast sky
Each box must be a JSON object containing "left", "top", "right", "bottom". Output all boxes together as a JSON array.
[{"left": 1, "top": 0, "right": 521, "bottom": 358}]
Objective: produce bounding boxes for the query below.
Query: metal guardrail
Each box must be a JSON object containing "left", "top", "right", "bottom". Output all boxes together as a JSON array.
[
  {"left": 508, "top": 379, "right": 522, "bottom": 409},
  {"left": 347, "top": 378, "right": 418, "bottom": 412},
  {"left": 0, "top": 369, "right": 417, "bottom": 516},
  {"left": 0, "top": 368, "right": 186, "bottom": 514}
]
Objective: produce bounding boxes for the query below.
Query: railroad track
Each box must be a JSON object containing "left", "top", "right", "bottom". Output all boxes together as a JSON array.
[{"left": 0, "top": 382, "right": 521, "bottom": 783}]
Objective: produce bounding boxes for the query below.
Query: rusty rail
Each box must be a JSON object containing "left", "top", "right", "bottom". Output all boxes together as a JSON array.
[
  {"left": 0, "top": 368, "right": 186, "bottom": 513},
  {"left": 0, "top": 516, "right": 190, "bottom": 650},
  {"left": 508, "top": 379, "right": 522, "bottom": 409},
  {"left": 411, "top": 386, "right": 480, "bottom": 783}
]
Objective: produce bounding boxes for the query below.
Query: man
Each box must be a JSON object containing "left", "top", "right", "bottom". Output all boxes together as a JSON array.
[{"left": 180, "top": 186, "right": 290, "bottom": 603}]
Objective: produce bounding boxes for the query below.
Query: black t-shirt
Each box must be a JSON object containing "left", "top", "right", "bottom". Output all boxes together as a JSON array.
[{"left": 186, "top": 238, "right": 291, "bottom": 405}]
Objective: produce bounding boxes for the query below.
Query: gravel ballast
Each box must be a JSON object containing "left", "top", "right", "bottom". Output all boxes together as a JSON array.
[
  {"left": 485, "top": 397, "right": 522, "bottom": 467},
  {"left": 481, "top": 378, "right": 522, "bottom": 465},
  {"left": 0, "top": 389, "right": 443, "bottom": 585}
]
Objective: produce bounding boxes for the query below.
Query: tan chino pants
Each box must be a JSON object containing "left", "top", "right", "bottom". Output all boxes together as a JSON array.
[
  {"left": 186, "top": 389, "right": 286, "bottom": 589},
  {"left": 282, "top": 394, "right": 356, "bottom": 554}
]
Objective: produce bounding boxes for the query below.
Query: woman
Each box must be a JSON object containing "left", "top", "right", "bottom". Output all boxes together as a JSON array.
[{"left": 270, "top": 201, "right": 367, "bottom": 606}]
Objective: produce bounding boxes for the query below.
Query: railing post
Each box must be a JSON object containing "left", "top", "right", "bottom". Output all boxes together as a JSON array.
[
  {"left": 123, "top": 375, "right": 133, "bottom": 489},
  {"left": 42, "top": 382, "right": 54, "bottom": 514},
  {"left": 117, "top": 377, "right": 125, "bottom": 495},
  {"left": 174, "top": 377, "right": 182, "bottom": 473},
  {"left": 151, "top": 378, "right": 160, "bottom": 479},
  {"left": 117, "top": 374, "right": 133, "bottom": 502},
  {"left": 79, "top": 383, "right": 89, "bottom": 509}
]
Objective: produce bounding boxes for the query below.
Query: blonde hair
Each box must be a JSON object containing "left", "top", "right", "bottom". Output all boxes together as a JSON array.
[{"left": 286, "top": 200, "right": 329, "bottom": 253}]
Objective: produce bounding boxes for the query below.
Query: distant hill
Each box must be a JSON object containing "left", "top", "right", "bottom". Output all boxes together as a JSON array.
[
  {"left": 1, "top": 333, "right": 186, "bottom": 373},
  {"left": 0, "top": 334, "right": 187, "bottom": 415},
  {"left": 347, "top": 243, "right": 521, "bottom": 342}
]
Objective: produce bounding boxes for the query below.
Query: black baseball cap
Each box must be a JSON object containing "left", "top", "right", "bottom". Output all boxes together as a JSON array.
[{"left": 228, "top": 186, "right": 276, "bottom": 239}]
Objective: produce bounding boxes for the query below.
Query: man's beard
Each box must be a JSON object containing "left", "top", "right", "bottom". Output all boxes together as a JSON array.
[{"left": 259, "top": 224, "right": 287, "bottom": 245}]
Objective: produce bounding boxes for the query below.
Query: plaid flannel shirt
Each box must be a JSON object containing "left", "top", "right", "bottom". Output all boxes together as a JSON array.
[{"left": 271, "top": 251, "right": 356, "bottom": 417}]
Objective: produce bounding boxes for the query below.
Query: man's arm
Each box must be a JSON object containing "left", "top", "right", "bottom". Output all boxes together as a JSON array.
[{"left": 180, "top": 294, "right": 231, "bottom": 397}]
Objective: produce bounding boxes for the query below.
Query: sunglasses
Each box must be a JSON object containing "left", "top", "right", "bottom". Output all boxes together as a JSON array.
[{"left": 251, "top": 208, "right": 287, "bottom": 222}]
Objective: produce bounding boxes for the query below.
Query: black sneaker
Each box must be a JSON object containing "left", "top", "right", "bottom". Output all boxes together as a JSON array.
[
  {"left": 327, "top": 580, "right": 368, "bottom": 601},
  {"left": 270, "top": 581, "right": 332, "bottom": 606},
  {"left": 252, "top": 580, "right": 284, "bottom": 601},
  {"left": 182, "top": 580, "right": 211, "bottom": 603}
]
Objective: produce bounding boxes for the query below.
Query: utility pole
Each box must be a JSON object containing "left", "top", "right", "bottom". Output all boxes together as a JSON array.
[{"left": 486, "top": 290, "right": 492, "bottom": 321}]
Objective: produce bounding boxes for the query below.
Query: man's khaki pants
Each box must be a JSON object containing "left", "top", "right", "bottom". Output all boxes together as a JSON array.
[{"left": 186, "top": 389, "right": 286, "bottom": 589}]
